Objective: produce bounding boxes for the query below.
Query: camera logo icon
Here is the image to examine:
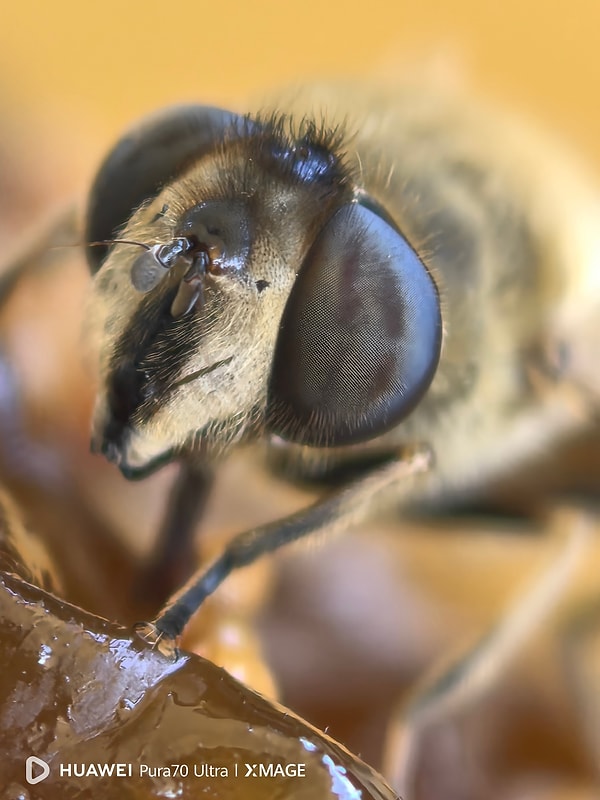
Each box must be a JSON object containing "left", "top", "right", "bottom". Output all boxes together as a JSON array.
[{"left": 26, "top": 756, "right": 50, "bottom": 785}]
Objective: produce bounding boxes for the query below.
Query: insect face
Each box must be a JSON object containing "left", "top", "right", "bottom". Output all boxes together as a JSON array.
[{"left": 87, "top": 110, "right": 442, "bottom": 477}]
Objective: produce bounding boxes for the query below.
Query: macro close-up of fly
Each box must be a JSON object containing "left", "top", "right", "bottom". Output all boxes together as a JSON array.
[{"left": 0, "top": 60, "right": 599, "bottom": 800}]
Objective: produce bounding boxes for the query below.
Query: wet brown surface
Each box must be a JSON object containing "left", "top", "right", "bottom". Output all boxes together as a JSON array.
[{"left": 0, "top": 568, "right": 397, "bottom": 799}]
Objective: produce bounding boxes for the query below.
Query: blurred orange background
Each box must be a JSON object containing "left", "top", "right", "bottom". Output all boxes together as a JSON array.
[
  {"left": 1, "top": 0, "right": 600, "bottom": 173},
  {"left": 1, "top": 4, "right": 600, "bottom": 796}
]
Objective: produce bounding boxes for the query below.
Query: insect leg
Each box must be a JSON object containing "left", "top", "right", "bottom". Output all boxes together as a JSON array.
[
  {"left": 383, "top": 507, "right": 594, "bottom": 795},
  {"left": 138, "top": 446, "right": 431, "bottom": 649},
  {"left": 561, "top": 566, "right": 600, "bottom": 781},
  {"left": 0, "top": 205, "right": 81, "bottom": 486},
  {"left": 136, "top": 462, "right": 214, "bottom": 606},
  {"left": 0, "top": 203, "right": 78, "bottom": 306}
]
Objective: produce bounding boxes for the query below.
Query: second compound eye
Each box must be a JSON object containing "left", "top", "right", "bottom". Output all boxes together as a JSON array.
[{"left": 266, "top": 202, "right": 443, "bottom": 447}]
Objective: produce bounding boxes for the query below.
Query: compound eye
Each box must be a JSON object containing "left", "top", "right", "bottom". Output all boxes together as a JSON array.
[
  {"left": 266, "top": 202, "right": 442, "bottom": 447},
  {"left": 85, "top": 105, "right": 241, "bottom": 274}
]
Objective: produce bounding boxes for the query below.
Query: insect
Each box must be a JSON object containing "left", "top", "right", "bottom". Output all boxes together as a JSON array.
[{"left": 1, "top": 78, "right": 599, "bottom": 794}]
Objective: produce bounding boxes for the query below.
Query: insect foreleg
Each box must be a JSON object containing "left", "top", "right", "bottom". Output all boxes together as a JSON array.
[
  {"left": 561, "top": 569, "right": 600, "bottom": 781},
  {"left": 136, "top": 462, "right": 215, "bottom": 606},
  {"left": 139, "top": 446, "right": 432, "bottom": 648}
]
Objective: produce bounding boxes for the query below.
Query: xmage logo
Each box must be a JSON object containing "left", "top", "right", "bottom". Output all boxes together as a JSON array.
[
  {"left": 244, "top": 763, "right": 306, "bottom": 778},
  {"left": 26, "top": 756, "right": 50, "bottom": 785}
]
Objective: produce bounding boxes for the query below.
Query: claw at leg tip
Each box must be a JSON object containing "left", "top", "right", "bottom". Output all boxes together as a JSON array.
[{"left": 133, "top": 621, "right": 180, "bottom": 659}]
